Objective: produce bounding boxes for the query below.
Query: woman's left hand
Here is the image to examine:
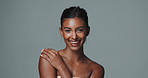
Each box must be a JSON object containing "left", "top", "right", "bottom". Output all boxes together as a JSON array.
[{"left": 40, "top": 48, "right": 64, "bottom": 70}]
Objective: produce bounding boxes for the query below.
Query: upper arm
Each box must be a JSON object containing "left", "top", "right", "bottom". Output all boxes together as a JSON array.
[
  {"left": 90, "top": 64, "right": 105, "bottom": 78},
  {"left": 38, "top": 57, "right": 57, "bottom": 78}
]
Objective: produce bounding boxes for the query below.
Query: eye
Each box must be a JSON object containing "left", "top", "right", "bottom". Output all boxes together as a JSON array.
[
  {"left": 64, "top": 29, "right": 71, "bottom": 33},
  {"left": 77, "top": 29, "right": 84, "bottom": 33}
]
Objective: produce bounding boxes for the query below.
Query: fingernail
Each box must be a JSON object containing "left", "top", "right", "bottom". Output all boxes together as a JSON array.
[{"left": 40, "top": 54, "right": 43, "bottom": 57}]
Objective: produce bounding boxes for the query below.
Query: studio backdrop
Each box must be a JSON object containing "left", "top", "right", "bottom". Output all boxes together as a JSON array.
[{"left": 0, "top": 0, "right": 148, "bottom": 78}]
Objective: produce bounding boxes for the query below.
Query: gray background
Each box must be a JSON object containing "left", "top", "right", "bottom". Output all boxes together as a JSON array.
[{"left": 0, "top": 0, "right": 148, "bottom": 78}]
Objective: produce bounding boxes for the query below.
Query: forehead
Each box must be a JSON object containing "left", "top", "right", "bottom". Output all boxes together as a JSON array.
[{"left": 62, "top": 17, "right": 86, "bottom": 28}]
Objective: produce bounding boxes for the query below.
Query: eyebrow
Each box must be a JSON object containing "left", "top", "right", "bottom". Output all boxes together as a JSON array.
[
  {"left": 63, "top": 27, "right": 71, "bottom": 30},
  {"left": 76, "top": 26, "right": 86, "bottom": 29},
  {"left": 63, "top": 26, "right": 86, "bottom": 29}
]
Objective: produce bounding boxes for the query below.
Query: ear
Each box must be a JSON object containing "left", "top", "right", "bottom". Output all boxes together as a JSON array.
[
  {"left": 86, "top": 26, "right": 90, "bottom": 36},
  {"left": 59, "top": 27, "right": 63, "bottom": 37}
]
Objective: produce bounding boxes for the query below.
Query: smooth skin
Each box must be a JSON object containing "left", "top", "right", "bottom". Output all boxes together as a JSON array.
[{"left": 38, "top": 17, "right": 104, "bottom": 78}]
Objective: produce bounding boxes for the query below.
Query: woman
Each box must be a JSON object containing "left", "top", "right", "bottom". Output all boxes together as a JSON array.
[{"left": 39, "top": 6, "right": 104, "bottom": 78}]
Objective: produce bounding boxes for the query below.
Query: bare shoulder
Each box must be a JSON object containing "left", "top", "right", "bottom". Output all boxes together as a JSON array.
[
  {"left": 39, "top": 56, "right": 54, "bottom": 69},
  {"left": 38, "top": 57, "right": 57, "bottom": 78},
  {"left": 87, "top": 59, "right": 105, "bottom": 78},
  {"left": 91, "top": 61, "right": 104, "bottom": 72}
]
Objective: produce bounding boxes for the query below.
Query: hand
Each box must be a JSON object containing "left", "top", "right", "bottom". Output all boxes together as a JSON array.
[{"left": 40, "top": 48, "right": 64, "bottom": 69}]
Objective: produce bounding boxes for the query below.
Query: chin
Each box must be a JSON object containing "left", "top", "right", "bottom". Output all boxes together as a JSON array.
[{"left": 69, "top": 46, "right": 82, "bottom": 51}]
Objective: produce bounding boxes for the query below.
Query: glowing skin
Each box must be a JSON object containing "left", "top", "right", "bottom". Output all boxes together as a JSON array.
[
  {"left": 39, "top": 17, "right": 104, "bottom": 78},
  {"left": 60, "top": 17, "right": 89, "bottom": 51}
]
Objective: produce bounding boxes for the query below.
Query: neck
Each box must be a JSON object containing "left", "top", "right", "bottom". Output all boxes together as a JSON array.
[{"left": 62, "top": 46, "right": 86, "bottom": 63}]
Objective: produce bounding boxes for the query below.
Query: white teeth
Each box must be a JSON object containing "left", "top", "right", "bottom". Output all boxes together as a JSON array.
[{"left": 70, "top": 41, "right": 79, "bottom": 44}]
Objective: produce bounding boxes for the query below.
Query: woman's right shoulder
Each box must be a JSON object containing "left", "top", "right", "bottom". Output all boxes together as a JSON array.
[
  {"left": 38, "top": 57, "right": 57, "bottom": 78},
  {"left": 38, "top": 57, "right": 56, "bottom": 71},
  {"left": 39, "top": 56, "right": 50, "bottom": 65}
]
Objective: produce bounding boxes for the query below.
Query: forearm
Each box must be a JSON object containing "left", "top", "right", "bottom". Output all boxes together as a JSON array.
[{"left": 58, "top": 64, "right": 72, "bottom": 78}]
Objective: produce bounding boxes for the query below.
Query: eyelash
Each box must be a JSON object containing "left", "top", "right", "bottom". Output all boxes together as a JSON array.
[
  {"left": 64, "top": 30, "right": 71, "bottom": 32},
  {"left": 64, "top": 29, "right": 84, "bottom": 33},
  {"left": 77, "top": 29, "right": 84, "bottom": 32}
]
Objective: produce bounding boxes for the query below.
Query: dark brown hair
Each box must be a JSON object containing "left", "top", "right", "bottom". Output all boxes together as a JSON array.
[{"left": 60, "top": 6, "right": 89, "bottom": 27}]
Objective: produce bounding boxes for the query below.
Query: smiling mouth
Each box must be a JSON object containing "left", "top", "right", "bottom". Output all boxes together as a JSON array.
[
  {"left": 70, "top": 41, "right": 79, "bottom": 44},
  {"left": 69, "top": 40, "right": 80, "bottom": 47}
]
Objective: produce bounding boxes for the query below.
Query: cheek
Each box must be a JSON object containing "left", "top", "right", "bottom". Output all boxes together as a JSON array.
[
  {"left": 77, "top": 33, "right": 87, "bottom": 39},
  {"left": 63, "top": 33, "right": 71, "bottom": 39},
  {"left": 62, "top": 32, "right": 87, "bottom": 39}
]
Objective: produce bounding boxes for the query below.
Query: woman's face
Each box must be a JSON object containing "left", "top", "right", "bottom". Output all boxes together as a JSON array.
[{"left": 60, "top": 17, "right": 89, "bottom": 51}]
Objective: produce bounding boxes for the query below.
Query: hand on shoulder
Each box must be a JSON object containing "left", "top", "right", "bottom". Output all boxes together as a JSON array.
[{"left": 40, "top": 48, "right": 65, "bottom": 69}]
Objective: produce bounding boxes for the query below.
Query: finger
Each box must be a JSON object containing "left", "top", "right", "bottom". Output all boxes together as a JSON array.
[
  {"left": 50, "top": 49, "right": 58, "bottom": 54},
  {"left": 42, "top": 51, "right": 52, "bottom": 58},
  {"left": 47, "top": 48, "right": 59, "bottom": 55},
  {"left": 41, "top": 48, "right": 48, "bottom": 54},
  {"left": 44, "top": 48, "right": 59, "bottom": 57},
  {"left": 44, "top": 48, "right": 57, "bottom": 53},
  {"left": 41, "top": 48, "right": 46, "bottom": 57},
  {"left": 40, "top": 54, "right": 51, "bottom": 62},
  {"left": 46, "top": 48, "right": 57, "bottom": 56},
  {"left": 41, "top": 48, "right": 45, "bottom": 52}
]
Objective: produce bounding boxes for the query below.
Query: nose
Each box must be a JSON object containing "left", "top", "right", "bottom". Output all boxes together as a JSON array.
[{"left": 71, "top": 31, "right": 77, "bottom": 39}]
